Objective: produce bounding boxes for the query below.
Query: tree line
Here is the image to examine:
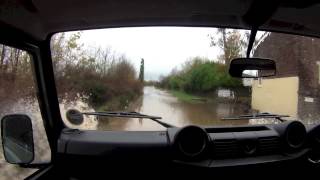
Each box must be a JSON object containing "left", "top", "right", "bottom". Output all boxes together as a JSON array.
[
  {"left": 0, "top": 45, "right": 34, "bottom": 102},
  {"left": 0, "top": 28, "right": 252, "bottom": 109},
  {"left": 0, "top": 32, "right": 143, "bottom": 111}
]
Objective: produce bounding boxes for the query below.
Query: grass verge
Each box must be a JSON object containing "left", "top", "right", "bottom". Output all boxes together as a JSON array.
[{"left": 170, "top": 90, "right": 205, "bottom": 103}]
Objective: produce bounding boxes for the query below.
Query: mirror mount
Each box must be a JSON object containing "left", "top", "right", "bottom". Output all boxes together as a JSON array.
[
  {"left": 19, "top": 162, "right": 50, "bottom": 169},
  {"left": 246, "top": 27, "right": 258, "bottom": 58}
]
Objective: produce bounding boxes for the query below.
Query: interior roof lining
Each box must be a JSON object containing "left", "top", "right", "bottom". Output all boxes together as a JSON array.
[{"left": 2, "top": 0, "right": 320, "bottom": 42}]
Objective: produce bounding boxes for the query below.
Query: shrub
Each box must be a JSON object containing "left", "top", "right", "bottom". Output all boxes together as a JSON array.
[
  {"left": 51, "top": 33, "right": 143, "bottom": 109},
  {"left": 160, "top": 57, "right": 242, "bottom": 93}
]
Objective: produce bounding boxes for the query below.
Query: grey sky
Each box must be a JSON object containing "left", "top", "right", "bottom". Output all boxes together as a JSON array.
[{"left": 78, "top": 27, "right": 223, "bottom": 80}]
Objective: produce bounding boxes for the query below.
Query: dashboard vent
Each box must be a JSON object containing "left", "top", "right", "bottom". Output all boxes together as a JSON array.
[
  {"left": 258, "top": 136, "right": 280, "bottom": 155},
  {"left": 212, "top": 136, "right": 281, "bottom": 159},
  {"left": 213, "top": 139, "right": 239, "bottom": 158}
]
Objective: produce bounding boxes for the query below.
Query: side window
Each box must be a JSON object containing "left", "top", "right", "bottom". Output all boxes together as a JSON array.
[{"left": 0, "top": 44, "right": 51, "bottom": 179}]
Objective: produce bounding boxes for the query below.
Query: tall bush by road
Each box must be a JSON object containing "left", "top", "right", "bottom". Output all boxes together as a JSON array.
[
  {"left": 159, "top": 57, "right": 242, "bottom": 93},
  {"left": 51, "top": 32, "right": 142, "bottom": 109}
]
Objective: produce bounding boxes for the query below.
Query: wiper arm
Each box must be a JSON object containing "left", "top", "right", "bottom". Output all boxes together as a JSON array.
[
  {"left": 222, "top": 112, "right": 289, "bottom": 122},
  {"left": 83, "top": 111, "right": 161, "bottom": 119},
  {"left": 82, "top": 111, "right": 175, "bottom": 128}
]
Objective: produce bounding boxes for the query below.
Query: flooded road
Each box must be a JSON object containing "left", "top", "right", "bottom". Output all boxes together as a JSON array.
[
  {"left": 66, "top": 85, "right": 320, "bottom": 131},
  {"left": 97, "top": 86, "right": 251, "bottom": 131}
]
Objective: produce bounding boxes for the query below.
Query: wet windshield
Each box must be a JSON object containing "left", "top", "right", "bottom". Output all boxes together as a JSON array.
[{"left": 50, "top": 27, "right": 320, "bottom": 130}]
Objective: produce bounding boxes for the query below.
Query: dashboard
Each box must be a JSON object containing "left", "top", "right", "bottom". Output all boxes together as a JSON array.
[
  {"left": 169, "top": 122, "right": 310, "bottom": 167},
  {"left": 57, "top": 120, "right": 320, "bottom": 170}
]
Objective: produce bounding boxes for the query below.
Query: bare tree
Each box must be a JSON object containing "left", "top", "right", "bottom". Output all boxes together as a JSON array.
[{"left": 210, "top": 29, "right": 248, "bottom": 66}]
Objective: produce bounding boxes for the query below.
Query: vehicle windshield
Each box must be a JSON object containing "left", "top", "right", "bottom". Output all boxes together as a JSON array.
[{"left": 50, "top": 27, "right": 320, "bottom": 131}]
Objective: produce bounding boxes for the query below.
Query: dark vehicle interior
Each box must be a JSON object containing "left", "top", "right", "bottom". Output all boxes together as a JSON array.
[{"left": 1, "top": 0, "right": 320, "bottom": 179}]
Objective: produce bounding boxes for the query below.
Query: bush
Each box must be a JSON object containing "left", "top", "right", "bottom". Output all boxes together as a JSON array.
[
  {"left": 51, "top": 33, "right": 143, "bottom": 110},
  {"left": 57, "top": 58, "right": 143, "bottom": 109},
  {"left": 160, "top": 57, "right": 242, "bottom": 93}
]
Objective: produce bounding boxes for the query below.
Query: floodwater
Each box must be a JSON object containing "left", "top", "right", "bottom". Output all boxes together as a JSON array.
[
  {"left": 95, "top": 86, "right": 253, "bottom": 131},
  {"left": 71, "top": 85, "right": 320, "bottom": 131}
]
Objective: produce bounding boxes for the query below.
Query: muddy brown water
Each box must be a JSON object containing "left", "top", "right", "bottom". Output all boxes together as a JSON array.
[{"left": 96, "top": 86, "right": 253, "bottom": 131}]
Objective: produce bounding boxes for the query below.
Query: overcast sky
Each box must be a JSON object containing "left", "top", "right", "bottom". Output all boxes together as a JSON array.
[{"left": 77, "top": 27, "right": 225, "bottom": 80}]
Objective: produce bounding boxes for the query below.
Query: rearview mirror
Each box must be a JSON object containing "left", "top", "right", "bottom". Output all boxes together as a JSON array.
[
  {"left": 229, "top": 58, "right": 276, "bottom": 78},
  {"left": 1, "top": 114, "right": 34, "bottom": 164}
]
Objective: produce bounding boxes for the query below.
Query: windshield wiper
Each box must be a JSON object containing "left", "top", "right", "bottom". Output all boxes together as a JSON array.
[
  {"left": 82, "top": 111, "right": 175, "bottom": 128},
  {"left": 221, "top": 112, "right": 289, "bottom": 122}
]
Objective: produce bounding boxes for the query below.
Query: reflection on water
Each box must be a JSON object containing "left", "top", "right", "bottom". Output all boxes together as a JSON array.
[{"left": 94, "top": 86, "right": 252, "bottom": 131}]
